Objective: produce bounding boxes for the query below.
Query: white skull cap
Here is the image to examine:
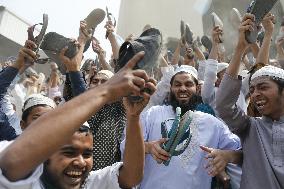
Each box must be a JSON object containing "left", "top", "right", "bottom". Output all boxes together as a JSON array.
[
  {"left": 251, "top": 65, "right": 284, "bottom": 81},
  {"left": 97, "top": 70, "right": 114, "bottom": 79},
  {"left": 23, "top": 94, "right": 56, "bottom": 112},
  {"left": 173, "top": 65, "right": 198, "bottom": 80},
  {"left": 217, "top": 63, "right": 229, "bottom": 73}
]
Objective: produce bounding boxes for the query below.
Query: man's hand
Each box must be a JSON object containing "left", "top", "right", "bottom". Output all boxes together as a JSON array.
[
  {"left": 212, "top": 26, "right": 223, "bottom": 44},
  {"left": 261, "top": 12, "right": 275, "bottom": 35},
  {"left": 14, "top": 40, "right": 37, "bottom": 71},
  {"left": 91, "top": 37, "right": 101, "bottom": 54},
  {"left": 78, "top": 20, "right": 92, "bottom": 44},
  {"left": 200, "top": 146, "right": 232, "bottom": 177},
  {"left": 59, "top": 42, "right": 82, "bottom": 72},
  {"left": 146, "top": 139, "right": 170, "bottom": 164},
  {"left": 105, "top": 20, "right": 115, "bottom": 34},
  {"left": 103, "top": 51, "right": 151, "bottom": 102},
  {"left": 92, "top": 40, "right": 106, "bottom": 59},
  {"left": 123, "top": 78, "right": 157, "bottom": 117},
  {"left": 237, "top": 13, "right": 255, "bottom": 49},
  {"left": 125, "top": 34, "right": 135, "bottom": 42}
]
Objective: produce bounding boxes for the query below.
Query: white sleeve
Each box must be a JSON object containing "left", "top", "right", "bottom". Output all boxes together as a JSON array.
[
  {"left": 0, "top": 165, "right": 43, "bottom": 189},
  {"left": 144, "top": 66, "right": 174, "bottom": 110},
  {"left": 201, "top": 59, "right": 217, "bottom": 105},
  {"left": 86, "top": 162, "right": 124, "bottom": 189},
  {"left": 197, "top": 60, "right": 206, "bottom": 81},
  {"left": 0, "top": 141, "right": 43, "bottom": 188}
]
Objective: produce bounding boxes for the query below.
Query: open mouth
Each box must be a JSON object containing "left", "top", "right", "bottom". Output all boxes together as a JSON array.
[
  {"left": 64, "top": 170, "right": 85, "bottom": 185},
  {"left": 178, "top": 93, "right": 189, "bottom": 99},
  {"left": 254, "top": 99, "right": 267, "bottom": 111}
]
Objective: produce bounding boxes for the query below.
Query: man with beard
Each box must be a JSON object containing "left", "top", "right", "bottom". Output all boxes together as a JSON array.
[{"left": 138, "top": 65, "right": 240, "bottom": 189}]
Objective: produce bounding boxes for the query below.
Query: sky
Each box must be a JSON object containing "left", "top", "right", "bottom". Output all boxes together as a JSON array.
[{"left": 0, "top": 0, "right": 121, "bottom": 60}]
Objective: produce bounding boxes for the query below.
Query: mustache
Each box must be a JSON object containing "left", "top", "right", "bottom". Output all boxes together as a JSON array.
[{"left": 169, "top": 92, "right": 203, "bottom": 115}]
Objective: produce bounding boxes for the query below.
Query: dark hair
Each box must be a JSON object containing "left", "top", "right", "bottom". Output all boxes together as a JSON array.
[
  {"left": 170, "top": 71, "right": 198, "bottom": 86},
  {"left": 21, "top": 104, "right": 50, "bottom": 122},
  {"left": 271, "top": 77, "right": 284, "bottom": 94},
  {"left": 78, "top": 125, "right": 92, "bottom": 136}
]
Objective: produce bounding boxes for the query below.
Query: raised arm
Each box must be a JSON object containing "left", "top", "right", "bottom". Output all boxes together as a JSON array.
[
  {"left": 105, "top": 20, "right": 121, "bottom": 60},
  {"left": 92, "top": 41, "right": 113, "bottom": 71},
  {"left": 0, "top": 48, "right": 149, "bottom": 182},
  {"left": 216, "top": 14, "right": 253, "bottom": 136},
  {"left": 171, "top": 39, "right": 183, "bottom": 66},
  {"left": 201, "top": 26, "right": 221, "bottom": 105},
  {"left": 119, "top": 78, "right": 156, "bottom": 188},
  {"left": 63, "top": 20, "right": 90, "bottom": 97},
  {"left": 276, "top": 38, "right": 284, "bottom": 69},
  {"left": 255, "top": 13, "right": 275, "bottom": 65},
  {"left": 0, "top": 41, "right": 36, "bottom": 101}
]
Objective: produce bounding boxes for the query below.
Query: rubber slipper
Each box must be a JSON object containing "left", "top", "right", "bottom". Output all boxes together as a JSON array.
[
  {"left": 211, "top": 12, "right": 224, "bottom": 43},
  {"left": 84, "top": 8, "right": 106, "bottom": 33},
  {"left": 201, "top": 35, "right": 212, "bottom": 52},
  {"left": 230, "top": 8, "right": 242, "bottom": 30},
  {"left": 40, "top": 32, "right": 79, "bottom": 73},
  {"left": 245, "top": 0, "right": 278, "bottom": 43}
]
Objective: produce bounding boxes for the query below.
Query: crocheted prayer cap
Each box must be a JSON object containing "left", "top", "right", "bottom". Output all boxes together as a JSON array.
[
  {"left": 174, "top": 65, "right": 198, "bottom": 80},
  {"left": 23, "top": 94, "right": 56, "bottom": 112},
  {"left": 217, "top": 63, "right": 229, "bottom": 73},
  {"left": 251, "top": 65, "right": 284, "bottom": 81},
  {"left": 97, "top": 70, "right": 114, "bottom": 79}
]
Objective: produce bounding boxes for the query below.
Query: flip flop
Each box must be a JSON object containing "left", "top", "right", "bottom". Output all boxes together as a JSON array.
[
  {"left": 180, "top": 20, "right": 185, "bottom": 43},
  {"left": 27, "top": 14, "right": 49, "bottom": 64},
  {"left": 245, "top": 0, "right": 278, "bottom": 43},
  {"left": 84, "top": 8, "right": 106, "bottom": 32},
  {"left": 201, "top": 35, "right": 212, "bottom": 52},
  {"left": 83, "top": 8, "right": 106, "bottom": 52},
  {"left": 40, "top": 32, "right": 79, "bottom": 74},
  {"left": 117, "top": 28, "right": 162, "bottom": 102},
  {"left": 117, "top": 28, "right": 162, "bottom": 72},
  {"left": 185, "top": 24, "right": 193, "bottom": 45},
  {"left": 211, "top": 12, "right": 224, "bottom": 43},
  {"left": 230, "top": 8, "right": 242, "bottom": 30}
]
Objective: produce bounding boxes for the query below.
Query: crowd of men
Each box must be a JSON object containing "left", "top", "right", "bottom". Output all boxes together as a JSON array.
[{"left": 0, "top": 3, "right": 283, "bottom": 189}]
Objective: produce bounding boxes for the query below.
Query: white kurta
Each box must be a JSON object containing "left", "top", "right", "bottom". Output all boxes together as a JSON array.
[{"left": 140, "top": 105, "right": 241, "bottom": 189}]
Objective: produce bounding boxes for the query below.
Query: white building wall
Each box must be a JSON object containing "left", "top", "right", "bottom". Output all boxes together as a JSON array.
[
  {"left": 0, "top": 6, "right": 36, "bottom": 46},
  {"left": 117, "top": 0, "right": 205, "bottom": 40}
]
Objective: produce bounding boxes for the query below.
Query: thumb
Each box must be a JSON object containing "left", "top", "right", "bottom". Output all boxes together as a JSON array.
[
  {"left": 200, "top": 145, "right": 213, "bottom": 153},
  {"left": 59, "top": 46, "right": 68, "bottom": 57},
  {"left": 123, "top": 51, "right": 145, "bottom": 70},
  {"left": 158, "top": 138, "right": 168, "bottom": 145}
]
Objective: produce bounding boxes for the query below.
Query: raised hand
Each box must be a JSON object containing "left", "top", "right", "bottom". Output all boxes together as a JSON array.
[
  {"left": 14, "top": 40, "right": 37, "bottom": 72},
  {"left": 59, "top": 41, "right": 82, "bottom": 72},
  {"left": 238, "top": 13, "right": 255, "bottom": 49},
  {"left": 105, "top": 20, "right": 115, "bottom": 34},
  {"left": 123, "top": 77, "right": 157, "bottom": 116},
  {"left": 78, "top": 20, "right": 92, "bottom": 44},
  {"left": 261, "top": 12, "right": 275, "bottom": 35},
  {"left": 103, "top": 51, "right": 151, "bottom": 102},
  {"left": 211, "top": 26, "right": 223, "bottom": 44}
]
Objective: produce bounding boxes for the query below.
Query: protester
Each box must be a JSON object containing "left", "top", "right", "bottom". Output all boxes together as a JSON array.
[
  {"left": 1, "top": 3, "right": 284, "bottom": 189},
  {"left": 216, "top": 13, "right": 284, "bottom": 189},
  {"left": 0, "top": 34, "right": 156, "bottom": 189},
  {"left": 131, "top": 65, "right": 240, "bottom": 189}
]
